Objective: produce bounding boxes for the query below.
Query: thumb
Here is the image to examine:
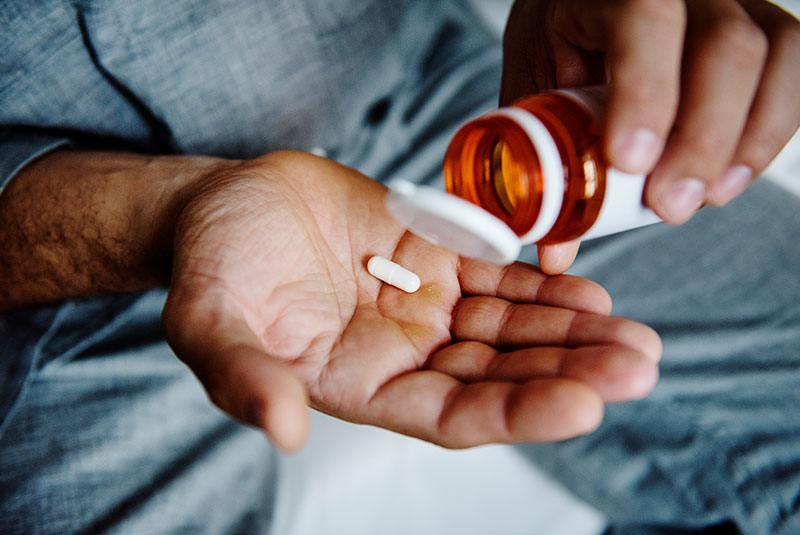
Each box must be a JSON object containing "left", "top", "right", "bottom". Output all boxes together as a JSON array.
[
  {"left": 537, "top": 241, "right": 580, "bottom": 275},
  {"left": 162, "top": 290, "right": 310, "bottom": 453}
]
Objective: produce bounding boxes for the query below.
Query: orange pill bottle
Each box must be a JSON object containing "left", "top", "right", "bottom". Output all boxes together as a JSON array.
[
  {"left": 386, "top": 87, "right": 660, "bottom": 265},
  {"left": 444, "top": 86, "right": 660, "bottom": 245}
]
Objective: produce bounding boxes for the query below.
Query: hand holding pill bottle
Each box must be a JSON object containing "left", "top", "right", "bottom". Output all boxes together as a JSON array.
[{"left": 386, "top": 86, "right": 660, "bottom": 266}]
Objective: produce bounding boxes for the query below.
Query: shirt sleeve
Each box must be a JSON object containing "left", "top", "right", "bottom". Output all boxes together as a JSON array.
[
  {"left": 0, "top": 133, "right": 70, "bottom": 196},
  {"left": 0, "top": 132, "right": 70, "bottom": 436}
]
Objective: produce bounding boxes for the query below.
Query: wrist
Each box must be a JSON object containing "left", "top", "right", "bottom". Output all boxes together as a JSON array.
[
  {"left": 134, "top": 153, "right": 238, "bottom": 287},
  {"left": 0, "top": 150, "right": 235, "bottom": 310}
]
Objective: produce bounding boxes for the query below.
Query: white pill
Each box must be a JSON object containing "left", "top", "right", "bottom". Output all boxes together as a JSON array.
[{"left": 367, "top": 256, "right": 421, "bottom": 293}]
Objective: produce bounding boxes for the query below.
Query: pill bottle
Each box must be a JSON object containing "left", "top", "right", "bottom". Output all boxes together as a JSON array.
[
  {"left": 444, "top": 86, "right": 659, "bottom": 245},
  {"left": 385, "top": 86, "right": 660, "bottom": 265}
]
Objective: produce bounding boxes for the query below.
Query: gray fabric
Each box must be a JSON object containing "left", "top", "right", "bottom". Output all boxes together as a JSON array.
[
  {"left": 518, "top": 182, "right": 800, "bottom": 535},
  {"left": 0, "top": 291, "right": 279, "bottom": 534},
  {"left": 1, "top": 0, "right": 799, "bottom": 533},
  {"left": 0, "top": 1, "right": 501, "bottom": 533},
  {"left": 0, "top": 136, "right": 69, "bottom": 195}
]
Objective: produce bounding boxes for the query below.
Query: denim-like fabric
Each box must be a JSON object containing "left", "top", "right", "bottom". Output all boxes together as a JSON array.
[
  {"left": 0, "top": 1, "right": 501, "bottom": 533},
  {"left": 517, "top": 181, "right": 800, "bottom": 535},
  {"left": 2, "top": 0, "right": 800, "bottom": 534},
  {"left": 0, "top": 291, "right": 280, "bottom": 534}
]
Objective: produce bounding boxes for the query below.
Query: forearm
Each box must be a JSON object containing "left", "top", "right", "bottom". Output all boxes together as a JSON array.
[{"left": 0, "top": 150, "right": 229, "bottom": 312}]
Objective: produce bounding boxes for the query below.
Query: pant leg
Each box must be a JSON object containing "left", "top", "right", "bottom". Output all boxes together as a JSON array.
[
  {"left": 0, "top": 290, "right": 278, "bottom": 534},
  {"left": 0, "top": 5, "right": 506, "bottom": 534},
  {"left": 515, "top": 181, "right": 800, "bottom": 535},
  {"left": 349, "top": 9, "right": 800, "bottom": 530},
  {"left": 353, "top": 7, "right": 800, "bottom": 529}
]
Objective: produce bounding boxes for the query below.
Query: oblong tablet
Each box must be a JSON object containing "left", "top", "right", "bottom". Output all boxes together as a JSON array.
[{"left": 367, "top": 256, "right": 421, "bottom": 293}]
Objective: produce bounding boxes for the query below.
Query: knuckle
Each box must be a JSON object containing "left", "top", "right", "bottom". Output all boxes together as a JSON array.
[
  {"left": 710, "top": 17, "right": 769, "bottom": 67},
  {"left": 621, "top": 0, "right": 686, "bottom": 27},
  {"left": 619, "top": 83, "right": 679, "bottom": 121},
  {"left": 676, "top": 127, "right": 730, "bottom": 163},
  {"left": 743, "top": 130, "right": 789, "bottom": 171},
  {"left": 774, "top": 18, "right": 800, "bottom": 53}
]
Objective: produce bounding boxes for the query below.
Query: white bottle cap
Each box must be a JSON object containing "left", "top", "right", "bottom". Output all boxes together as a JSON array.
[
  {"left": 384, "top": 106, "right": 565, "bottom": 266},
  {"left": 386, "top": 179, "right": 522, "bottom": 265}
]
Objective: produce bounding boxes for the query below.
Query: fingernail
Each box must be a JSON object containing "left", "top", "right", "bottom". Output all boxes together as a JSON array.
[
  {"left": 662, "top": 178, "right": 706, "bottom": 223},
  {"left": 614, "top": 128, "right": 660, "bottom": 173},
  {"left": 711, "top": 165, "right": 753, "bottom": 205}
]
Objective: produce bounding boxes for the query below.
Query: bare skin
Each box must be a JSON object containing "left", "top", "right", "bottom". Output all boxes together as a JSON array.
[
  {"left": 163, "top": 151, "right": 662, "bottom": 451},
  {"left": 502, "top": 0, "right": 800, "bottom": 274},
  {"left": 0, "top": 150, "right": 661, "bottom": 452},
  {"left": 6, "top": 1, "right": 795, "bottom": 453}
]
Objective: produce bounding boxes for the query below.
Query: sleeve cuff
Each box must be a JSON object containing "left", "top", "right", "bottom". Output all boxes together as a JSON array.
[{"left": 0, "top": 134, "right": 70, "bottom": 196}]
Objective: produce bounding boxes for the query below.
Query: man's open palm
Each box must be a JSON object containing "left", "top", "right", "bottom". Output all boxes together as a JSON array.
[{"left": 162, "top": 151, "right": 661, "bottom": 451}]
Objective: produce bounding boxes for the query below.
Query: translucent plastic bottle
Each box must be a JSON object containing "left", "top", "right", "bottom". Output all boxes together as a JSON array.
[
  {"left": 385, "top": 86, "right": 660, "bottom": 265},
  {"left": 443, "top": 86, "right": 659, "bottom": 245}
]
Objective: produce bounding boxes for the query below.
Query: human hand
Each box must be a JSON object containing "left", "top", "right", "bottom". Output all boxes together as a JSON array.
[
  {"left": 501, "top": 0, "right": 800, "bottom": 274},
  {"left": 161, "top": 151, "right": 661, "bottom": 452}
]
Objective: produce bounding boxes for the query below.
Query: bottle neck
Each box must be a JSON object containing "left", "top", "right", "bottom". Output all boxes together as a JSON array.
[
  {"left": 511, "top": 91, "right": 609, "bottom": 244},
  {"left": 481, "top": 108, "right": 565, "bottom": 243},
  {"left": 444, "top": 112, "right": 552, "bottom": 238}
]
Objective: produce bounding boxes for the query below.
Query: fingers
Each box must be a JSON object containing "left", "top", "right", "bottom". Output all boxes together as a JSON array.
[
  {"left": 560, "top": 0, "right": 767, "bottom": 222},
  {"left": 367, "top": 370, "right": 604, "bottom": 448},
  {"left": 537, "top": 241, "right": 581, "bottom": 275},
  {"left": 365, "top": 293, "right": 663, "bottom": 448},
  {"left": 548, "top": 0, "right": 799, "bottom": 224},
  {"left": 162, "top": 289, "right": 310, "bottom": 452},
  {"left": 553, "top": 0, "right": 686, "bottom": 174},
  {"left": 714, "top": 1, "right": 800, "bottom": 201},
  {"left": 458, "top": 257, "right": 612, "bottom": 315},
  {"left": 451, "top": 295, "right": 662, "bottom": 361},
  {"left": 429, "top": 341, "right": 659, "bottom": 403},
  {"left": 644, "top": 0, "right": 769, "bottom": 221}
]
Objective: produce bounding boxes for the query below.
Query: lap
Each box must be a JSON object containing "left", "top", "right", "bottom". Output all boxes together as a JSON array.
[
  {"left": 517, "top": 180, "right": 800, "bottom": 535},
  {"left": 354, "top": 13, "right": 800, "bottom": 530},
  {"left": 3, "top": 4, "right": 798, "bottom": 532},
  {"left": 0, "top": 291, "right": 278, "bottom": 534}
]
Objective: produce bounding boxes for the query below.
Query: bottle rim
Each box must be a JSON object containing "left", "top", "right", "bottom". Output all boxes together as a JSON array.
[{"left": 484, "top": 108, "right": 565, "bottom": 244}]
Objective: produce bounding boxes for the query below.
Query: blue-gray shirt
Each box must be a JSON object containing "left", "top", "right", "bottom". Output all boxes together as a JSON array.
[{"left": 0, "top": 0, "right": 498, "bottom": 434}]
